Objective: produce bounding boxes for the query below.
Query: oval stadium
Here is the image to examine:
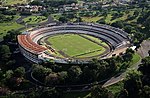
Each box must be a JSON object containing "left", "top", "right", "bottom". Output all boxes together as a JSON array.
[{"left": 17, "top": 22, "right": 131, "bottom": 64}]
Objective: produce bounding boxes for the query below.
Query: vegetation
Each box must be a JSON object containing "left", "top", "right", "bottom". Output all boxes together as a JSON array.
[
  {"left": 0, "top": 22, "right": 23, "bottom": 39},
  {"left": 23, "top": 16, "right": 47, "bottom": 24},
  {"left": 81, "top": 34, "right": 108, "bottom": 47},
  {"left": 30, "top": 48, "right": 139, "bottom": 87},
  {"left": 0, "top": 0, "right": 150, "bottom": 97},
  {"left": 47, "top": 34, "right": 106, "bottom": 58},
  {"left": 129, "top": 53, "right": 141, "bottom": 67},
  {"left": 0, "top": 14, "right": 23, "bottom": 39},
  {"left": 63, "top": 91, "right": 90, "bottom": 98},
  {"left": 107, "top": 81, "right": 124, "bottom": 96},
  {"left": 2, "top": 0, "right": 28, "bottom": 5}
]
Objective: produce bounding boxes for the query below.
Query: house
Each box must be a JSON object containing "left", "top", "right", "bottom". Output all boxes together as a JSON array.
[{"left": 17, "top": 5, "right": 45, "bottom": 12}]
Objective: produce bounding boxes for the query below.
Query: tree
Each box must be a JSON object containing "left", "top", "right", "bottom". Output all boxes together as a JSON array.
[
  {"left": 144, "top": 16, "right": 150, "bottom": 29},
  {"left": 141, "top": 85, "right": 150, "bottom": 98},
  {"left": 148, "top": 50, "right": 150, "bottom": 56},
  {"left": 40, "top": 88, "right": 62, "bottom": 98},
  {"left": 2, "top": 60, "right": 16, "bottom": 70},
  {"left": 32, "top": 64, "right": 52, "bottom": 82},
  {"left": 138, "top": 56, "right": 150, "bottom": 85},
  {"left": 76, "top": 16, "right": 83, "bottom": 22},
  {"left": 68, "top": 66, "right": 82, "bottom": 83},
  {"left": 119, "top": 56, "right": 150, "bottom": 98},
  {"left": 118, "top": 89, "right": 128, "bottom": 98},
  {"left": 111, "top": 21, "right": 124, "bottom": 29},
  {"left": 57, "top": 71, "right": 68, "bottom": 84},
  {"left": 123, "top": 52, "right": 133, "bottom": 62},
  {"left": 126, "top": 48, "right": 135, "bottom": 54},
  {"left": 91, "top": 85, "right": 113, "bottom": 98},
  {"left": 45, "top": 72, "right": 59, "bottom": 85},
  {"left": 81, "top": 66, "right": 97, "bottom": 83},
  {"left": 42, "top": 12, "right": 49, "bottom": 17},
  {"left": 98, "top": 18, "right": 106, "bottom": 24},
  {"left": 6, "top": 94, "right": 25, "bottom": 98},
  {"left": 59, "top": 16, "right": 68, "bottom": 23},
  {"left": 4, "top": 70, "right": 14, "bottom": 80},
  {"left": 30, "top": 0, "right": 43, "bottom": 6},
  {"left": 124, "top": 25, "right": 133, "bottom": 34},
  {"left": 3, "top": 30, "right": 20, "bottom": 42},
  {"left": 14, "top": 67, "right": 25, "bottom": 77},
  {"left": 27, "top": 91, "right": 40, "bottom": 98},
  {"left": 0, "top": 45, "right": 11, "bottom": 61},
  {"left": 123, "top": 69, "right": 142, "bottom": 98}
]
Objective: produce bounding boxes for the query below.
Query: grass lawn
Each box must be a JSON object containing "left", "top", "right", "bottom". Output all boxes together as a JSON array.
[
  {"left": 96, "top": 9, "right": 139, "bottom": 24},
  {"left": 0, "top": 22, "right": 23, "bottom": 39},
  {"left": 6, "top": 15, "right": 21, "bottom": 20},
  {"left": 107, "top": 81, "right": 124, "bottom": 95},
  {"left": 81, "top": 34, "right": 109, "bottom": 47},
  {"left": 129, "top": 53, "right": 141, "bottom": 67},
  {"left": 105, "top": 14, "right": 112, "bottom": 24},
  {"left": 51, "top": 13, "right": 62, "bottom": 21},
  {"left": 119, "top": 53, "right": 141, "bottom": 72},
  {"left": 51, "top": 14, "right": 103, "bottom": 23},
  {"left": 4, "top": 0, "right": 27, "bottom": 5},
  {"left": 23, "top": 16, "right": 47, "bottom": 24},
  {"left": 107, "top": 53, "right": 141, "bottom": 95},
  {"left": 47, "top": 34, "right": 106, "bottom": 58},
  {"left": 81, "top": 16, "right": 103, "bottom": 23}
]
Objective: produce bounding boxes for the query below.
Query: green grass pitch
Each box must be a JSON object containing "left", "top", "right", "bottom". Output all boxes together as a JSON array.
[{"left": 47, "top": 34, "right": 106, "bottom": 58}]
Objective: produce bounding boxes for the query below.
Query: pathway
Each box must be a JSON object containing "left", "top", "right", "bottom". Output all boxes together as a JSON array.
[{"left": 102, "top": 40, "right": 150, "bottom": 87}]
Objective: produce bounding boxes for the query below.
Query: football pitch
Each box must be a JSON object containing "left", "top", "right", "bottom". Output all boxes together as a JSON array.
[{"left": 46, "top": 34, "right": 107, "bottom": 58}]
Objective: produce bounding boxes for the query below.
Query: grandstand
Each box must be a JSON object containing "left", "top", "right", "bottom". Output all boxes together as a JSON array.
[{"left": 17, "top": 22, "right": 131, "bottom": 64}]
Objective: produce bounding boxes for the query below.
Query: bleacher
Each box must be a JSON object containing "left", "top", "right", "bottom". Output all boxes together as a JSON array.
[{"left": 18, "top": 22, "right": 130, "bottom": 64}]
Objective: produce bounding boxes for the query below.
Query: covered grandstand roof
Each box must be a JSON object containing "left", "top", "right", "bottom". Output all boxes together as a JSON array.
[{"left": 18, "top": 35, "right": 47, "bottom": 54}]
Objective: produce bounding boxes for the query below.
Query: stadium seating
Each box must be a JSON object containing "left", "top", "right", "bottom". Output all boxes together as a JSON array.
[{"left": 18, "top": 23, "right": 130, "bottom": 64}]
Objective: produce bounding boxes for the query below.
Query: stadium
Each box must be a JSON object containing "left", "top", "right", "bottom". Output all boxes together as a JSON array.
[{"left": 17, "top": 22, "right": 131, "bottom": 64}]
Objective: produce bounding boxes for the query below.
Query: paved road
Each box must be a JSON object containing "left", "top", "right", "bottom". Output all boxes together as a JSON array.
[
  {"left": 16, "top": 15, "right": 56, "bottom": 26},
  {"left": 15, "top": 15, "right": 150, "bottom": 89},
  {"left": 102, "top": 40, "right": 150, "bottom": 87},
  {"left": 16, "top": 15, "right": 57, "bottom": 32},
  {"left": 16, "top": 16, "right": 28, "bottom": 24}
]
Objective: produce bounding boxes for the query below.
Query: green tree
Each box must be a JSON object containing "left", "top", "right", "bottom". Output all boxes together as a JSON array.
[
  {"left": 111, "top": 21, "right": 124, "bottom": 29},
  {"left": 118, "top": 89, "right": 128, "bottom": 98},
  {"left": 141, "top": 85, "right": 150, "bottom": 98},
  {"left": 138, "top": 56, "right": 150, "bottom": 85},
  {"left": 14, "top": 67, "right": 25, "bottom": 77},
  {"left": 4, "top": 70, "right": 14, "bottom": 80},
  {"left": 68, "top": 66, "right": 82, "bottom": 83},
  {"left": 32, "top": 64, "right": 52, "bottom": 82},
  {"left": 45, "top": 72, "right": 59, "bottom": 85},
  {"left": 59, "top": 16, "right": 68, "bottom": 23},
  {"left": 40, "top": 88, "right": 61, "bottom": 98},
  {"left": 91, "top": 85, "right": 113, "bottom": 98},
  {"left": 124, "top": 25, "right": 133, "bottom": 34},
  {"left": 0, "top": 45, "right": 11, "bottom": 61},
  {"left": 3, "top": 30, "right": 20, "bottom": 42},
  {"left": 57, "top": 71, "right": 68, "bottom": 84},
  {"left": 123, "top": 70, "right": 142, "bottom": 98}
]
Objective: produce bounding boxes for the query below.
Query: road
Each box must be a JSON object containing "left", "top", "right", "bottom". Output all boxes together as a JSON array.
[
  {"left": 16, "top": 15, "right": 57, "bottom": 31},
  {"left": 102, "top": 40, "right": 150, "bottom": 87},
  {"left": 15, "top": 15, "right": 150, "bottom": 90}
]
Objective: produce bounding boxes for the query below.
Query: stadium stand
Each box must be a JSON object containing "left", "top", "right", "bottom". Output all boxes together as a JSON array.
[{"left": 18, "top": 23, "right": 130, "bottom": 64}]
